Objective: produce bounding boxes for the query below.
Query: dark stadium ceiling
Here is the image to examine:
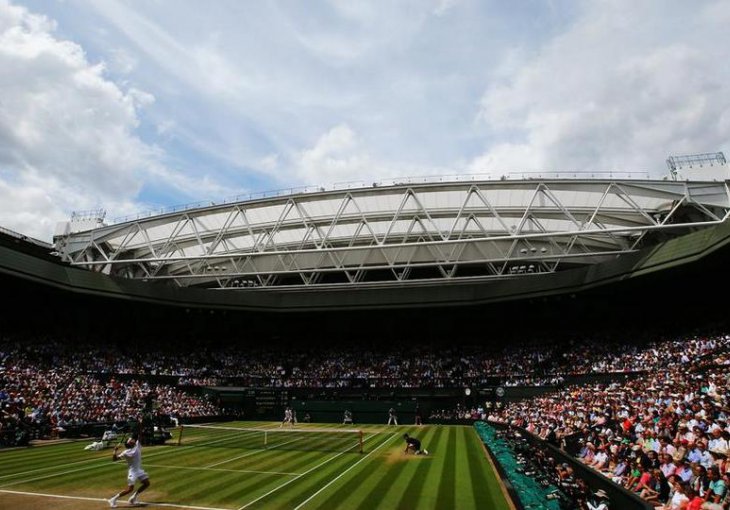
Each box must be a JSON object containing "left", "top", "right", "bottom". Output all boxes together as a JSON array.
[{"left": 53, "top": 179, "right": 730, "bottom": 290}]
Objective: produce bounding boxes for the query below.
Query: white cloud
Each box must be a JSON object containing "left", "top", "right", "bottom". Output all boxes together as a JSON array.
[
  {"left": 259, "top": 154, "right": 279, "bottom": 172},
  {"left": 291, "top": 124, "right": 452, "bottom": 186},
  {"left": 471, "top": 1, "right": 730, "bottom": 176},
  {"left": 295, "top": 124, "right": 372, "bottom": 184},
  {"left": 433, "top": 0, "right": 459, "bottom": 17},
  {"left": 155, "top": 119, "right": 175, "bottom": 137},
  {"left": 108, "top": 47, "right": 137, "bottom": 75},
  {"left": 0, "top": 173, "right": 63, "bottom": 240},
  {"left": 4, "top": 0, "right": 726, "bottom": 242},
  {"left": 0, "top": 0, "right": 221, "bottom": 240},
  {"left": 0, "top": 167, "right": 144, "bottom": 240}
]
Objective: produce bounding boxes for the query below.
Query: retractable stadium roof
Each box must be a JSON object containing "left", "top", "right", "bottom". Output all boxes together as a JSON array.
[{"left": 54, "top": 171, "right": 730, "bottom": 291}]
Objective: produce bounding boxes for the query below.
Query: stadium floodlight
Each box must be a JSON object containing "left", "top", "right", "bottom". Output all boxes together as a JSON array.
[{"left": 177, "top": 424, "right": 365, "bottom": 454}]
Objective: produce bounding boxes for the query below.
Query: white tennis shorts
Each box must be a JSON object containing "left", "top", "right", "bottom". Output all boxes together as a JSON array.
[{"left": 127, "top": 468, "right": 149, "bottom": 485}]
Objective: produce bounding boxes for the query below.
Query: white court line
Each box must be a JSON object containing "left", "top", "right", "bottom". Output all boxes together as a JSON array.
[
  {"left": 0, "top": 422, "right": 313, "bottom": 482},
  {"left": 0, "top": 459, "right": 121, "bottom": 488},
  {"left": 146, "top": 464, "right": 301, "bottom": 476},
  {"left": 237, "top": 434, "right": 380, "bottom": 510},
  {"left": 0, "top": 489, "right": 230, "bottom": 510},
  {"left": 0, "top": 454, "right": 106, "bottom": 481},
  {"left": 0, "top": 427, "right": 249, "bottom": 483},
  {"left": 0, "top": 422, "right": 280, "bottom": 484},
  {"left": 0, "top": 424, "right": 304, "bottom": 489},
  {"left": 204, "top": 450, "right": 267, "bottom": 469},
  {"left": 204, "top": 436, "right": 306, "bottom": 468},
  {"left": 294, "top": 433, "right": 399, "bottom": 509},
  {"left": 0, "top": 430, "right": 257, "bottom": 489}
]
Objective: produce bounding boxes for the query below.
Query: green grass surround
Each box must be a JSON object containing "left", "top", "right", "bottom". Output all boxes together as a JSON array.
[{"left": 0, "top": 421, "right": 510, "bottom": 510}]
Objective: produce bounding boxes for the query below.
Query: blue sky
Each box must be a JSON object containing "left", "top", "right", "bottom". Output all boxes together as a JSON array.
[{"left": 1, "top": 0, "right": 728, "bottom": 240}]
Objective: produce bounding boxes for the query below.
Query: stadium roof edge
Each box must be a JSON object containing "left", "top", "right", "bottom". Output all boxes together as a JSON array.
[{"left": 5, "top": 218, "right": 730, "bottom": 311}]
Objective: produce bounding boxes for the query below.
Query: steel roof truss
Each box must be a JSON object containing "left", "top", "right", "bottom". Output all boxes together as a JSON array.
[
  {"left": 319, "top": 194, "right": 354, "bottom": 248},
  {"left": 291, "top": 200, "right": 327, "bottom": 249},
  {"left": 582, "top": 183, "right": 614, "bottom": 230},
  {"left": 613, "top": 183, "right": 661, "bottom": 226},
  {"left": 107, "top": 225, "right": 142, "bottom": 262},
  {"left": 539, "top": 183, "right": 583, "bottom": 231},
  {"left": 408, "top": 190, "right": 446, "bottom": 242},
  {"left": 344, "top": 195, "right": 385, "bottom": 246},
  {"left": 205, "top": 208, "right": 243, "bottom": 256},
  {"left": 472, "top": 186, "right": 511, "bottom": 234},
  {"left": 145, "top": 247, "right": 633, "bottom": 284},
  {"left": 381, "top": 190, "right": 413, "bottom": 245},
  {"left": 514, "top": 185, "right": 542, "bottom": 236}
]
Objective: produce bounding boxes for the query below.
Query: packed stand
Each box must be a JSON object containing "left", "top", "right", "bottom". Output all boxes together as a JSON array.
[
  {"left": 488, "top": 334, "right": 730, "bottom": 508},
  {"left": 0, "top": 340, "right": 219, "bottom": 445},
  {"left": 3, "top": 332, "right": 721, "bottom": 392}
]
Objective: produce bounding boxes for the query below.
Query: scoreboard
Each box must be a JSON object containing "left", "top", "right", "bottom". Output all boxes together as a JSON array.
[{"left": 244, "top": 388, "right": 289, "bottom": 415}]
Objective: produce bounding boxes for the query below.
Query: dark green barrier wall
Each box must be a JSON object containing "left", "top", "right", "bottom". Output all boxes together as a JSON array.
[{"left": 486, "top": 421, "right": 652, "bottom": 510}]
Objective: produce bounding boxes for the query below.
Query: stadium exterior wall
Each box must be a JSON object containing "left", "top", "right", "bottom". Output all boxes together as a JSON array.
[{"left": 2, "top": 219, "right": 730, "bottom": 311}]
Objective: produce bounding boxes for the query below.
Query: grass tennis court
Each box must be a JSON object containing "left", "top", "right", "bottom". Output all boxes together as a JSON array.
[{"left": 0, "top": 421, "right": 510, "bottom": 509}]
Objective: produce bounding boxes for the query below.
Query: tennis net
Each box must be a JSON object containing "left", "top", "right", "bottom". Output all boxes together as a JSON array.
[{"left": 177, "top": 424, "right": 365, "bottom": 453}]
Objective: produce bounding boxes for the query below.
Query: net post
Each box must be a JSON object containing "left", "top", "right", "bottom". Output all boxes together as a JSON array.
[
  {"left": 177, "top": 424, "right": 184, "bottom": 446},
  {"left": 264, "top": 430, "right": 268, "bottom": 448},
  {"left": 359, "top": 429, "right": 363, "bottom": 454}
]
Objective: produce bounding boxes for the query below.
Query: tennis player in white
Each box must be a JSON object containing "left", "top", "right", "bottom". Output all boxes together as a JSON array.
[{"left": 108, "top": 436, "right": 150, "bottom": 507}]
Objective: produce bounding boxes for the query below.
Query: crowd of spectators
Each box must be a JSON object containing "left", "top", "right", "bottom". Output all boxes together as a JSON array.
[
  {"left": 4, "top": 322, "right": 730, "bottom": 510},
  {"left": 488, "top": 333, "right": 730, "bottom": 508},
  {"left": 0, "top": 339, "right": 219, "bottom": 446},
  {"left": 430, "top": 403, "right": 488, "bottom": 421},
  {"left": 2, "top": 331, "right": 721, "bottom": 392}
]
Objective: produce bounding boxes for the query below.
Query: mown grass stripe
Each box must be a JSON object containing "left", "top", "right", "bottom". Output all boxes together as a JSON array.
[
  {"left": 174, "top": 469, "right": 258, "bottom": 504},
  {"left": 0, "top": 456, "right": 120, "bottom": 489},
  {"left": 157, "top": 450, "right": 323, "bottom": 504},
  {"left": 234, "top": 451, "right": 330, "bottom": 491},
  {"left": 0, "top": 421, "right": 513, "bottom": 510},
  {"left": 351, "top": 427, "right": 437, "bottom": 510},
  {"left": 149, "top": 436, "right": 303, "bottom": 470},
  {"left": 453, "top": 427, "right": 476, "bottom": 510},
  {"left": 0, "top": 445, "right": 85, "bottom": 464},
  {"left": 279, "top": 454, "right": 366, "bottom": 508},
  {"left": 227, "top": 449, "right": 347, "bottom": 507},
  {"left": 435, "top": 426, "right": 457, "bottom": 510},
  {"left": 0, "top": 447, "right": 110, "bottom": 480},
  {"left": 146, "top": 464, "right": 299, "bottom": 476},
  {"left": 409, "top": 426, "right": 448, "bottom": 508},
  {"left": 394, "top": 426, "right": 441, "bottom": 510},
  {"left": 293, "top": 433, "right": 398, "bottom": 509},
  {"left": 467, "top": 428, "right": 513, "bottom": 509},
  {"left": 238, "top": 452, "right": 349, "bottom": 509},
  {"left": 312, "top": 433, "right": 403, "bottom": 509},
  {"left": 0, "top": 489, "right": 230, "bottom": 510},
  {"left": 239, "top": 434, "right": 379, "bottom": 510},
  {"left": 351, "top": 450, "right": 410, "bottom": 509},
  {"left": 228, "top": 448, "right": 312, "bottom": 473}
]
